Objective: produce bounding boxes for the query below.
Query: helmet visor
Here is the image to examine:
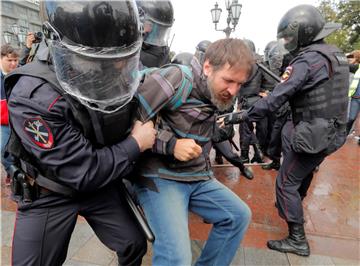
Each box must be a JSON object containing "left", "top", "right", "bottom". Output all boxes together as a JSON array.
[
  {"left": 277, "top": 22, "right": 299, "bottom": 52},
  {"left": 50, "top": 41, "right": 140, "bottom": 113},
  {"left": 143, "top": 19, "right": 171, "bottom": 47},
  {"left": 268, "top": 42, "right": 287, "bottom": 74}
]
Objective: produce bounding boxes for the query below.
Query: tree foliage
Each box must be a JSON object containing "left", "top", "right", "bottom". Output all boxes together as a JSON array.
[{"left": 317, "top": 0, "right": 360, "bottom": 52}]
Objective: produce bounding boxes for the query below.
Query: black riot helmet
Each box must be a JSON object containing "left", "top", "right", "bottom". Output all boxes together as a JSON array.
[
  {"left": 171, "top": 52, "right": 193, "bottom": 66},
  {"left": 196, "top": 40, "right": 211, "bottom": 53},
  {"left": 40, "top": 0, "right": 142, "bottom": 113},
  {"left": 137, "top": 0, "right": 174, "bottom": 47},
  {"left": 195, "top": 40, "right": 211, "bottom": 65},
  {"left": 268, "top": 41, "right": 288, "bottom": 75},
  {"left": 264, "top": 40, "right": 277, "bottom": 62},
  {"left": 243, "top": 39, "right": 256, "bottom": 54},
  {"left": 277, "top": 4, "right": 341, "bottom": 52}
]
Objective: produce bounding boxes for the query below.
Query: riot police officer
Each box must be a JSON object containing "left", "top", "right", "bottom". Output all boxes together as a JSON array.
[
  {"left": 262, "top": 41, "right": 293, "bottom": 171},
  {"left": 137, "top": 0, "right": 174, "bottom": 68},
  {"left": 5, "top": 1, "right": 156, "bottom": 265},
  {"left": 237, "top": 39, "right": 266, "bottom": 163},
  {"left": 224, "top": 5, "right": 349, "bottom": 256}
]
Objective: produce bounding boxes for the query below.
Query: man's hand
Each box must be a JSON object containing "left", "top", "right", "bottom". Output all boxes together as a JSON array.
[
  {"left": 174, "top": 139, "right": 202, "bottom": 161},
  {"left": 26, "top": 32, "right": 36, "bottom": 49},
  {"left": 259, "top": 91, "right": 268, "bottom": 98},
  {"left": 131, "top": 120, "right": 156, "bottom": 152}
]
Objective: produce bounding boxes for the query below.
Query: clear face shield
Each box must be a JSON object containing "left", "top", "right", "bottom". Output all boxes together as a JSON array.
[
  {"left": 143, "top": 18, "right": 171, "bottom": 47},
  {"left": 268, "top": 42, "right": 288, "bottom": 75},
  {"left": 277, "top": 22, "right": 299, "bottom": 52},
  {"left": 50, "top": 40, "right": 141, "bottom": 113}
]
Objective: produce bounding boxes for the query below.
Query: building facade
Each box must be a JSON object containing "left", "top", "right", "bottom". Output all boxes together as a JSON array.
[{"left": 1, "top": 0, "right": 41, "bottom": 48}]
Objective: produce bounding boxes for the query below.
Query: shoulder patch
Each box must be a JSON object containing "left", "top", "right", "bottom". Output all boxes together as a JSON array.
[
  {"left": 281, "top": 66, "right": 293, "bottom": 83},
  {"left": 334, "top": 52, "right": 349, "bottom": 66},
  {"left": 23, "top": 117, "right": 54, "bottom": 149}
]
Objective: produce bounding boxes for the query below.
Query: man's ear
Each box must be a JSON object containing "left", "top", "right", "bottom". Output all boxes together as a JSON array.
[{"left": 203, "top": 59, "right": 212, "bottom": 77}]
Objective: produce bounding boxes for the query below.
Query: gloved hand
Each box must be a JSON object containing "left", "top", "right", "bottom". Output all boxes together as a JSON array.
[{"left": 223, "top": 110, "right": 248, "bottom": 125}]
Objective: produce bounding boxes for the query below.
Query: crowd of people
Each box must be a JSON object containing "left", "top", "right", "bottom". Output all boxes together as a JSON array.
[{"left": 0, "top": 0, "right": 358, "bottom": 265}]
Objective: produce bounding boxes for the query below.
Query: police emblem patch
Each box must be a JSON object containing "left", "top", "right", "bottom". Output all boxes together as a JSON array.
[
  {"left": 24, "top": 117, "right": 54, "bottom": 149},
  {"left": 281, "top": 66, "right": 293, "bottom": 83}
]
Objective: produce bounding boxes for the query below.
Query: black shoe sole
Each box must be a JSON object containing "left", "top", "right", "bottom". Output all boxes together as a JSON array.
[{"left": 267, "top": 241, "right": 310, "bottom": 257}]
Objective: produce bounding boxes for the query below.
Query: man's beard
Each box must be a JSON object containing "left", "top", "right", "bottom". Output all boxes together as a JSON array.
[{"left": 207, "top": 78, "right": 234, "bottom": 111}]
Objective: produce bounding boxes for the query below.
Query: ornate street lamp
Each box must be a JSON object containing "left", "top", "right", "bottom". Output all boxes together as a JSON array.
[
  {"left": 18, "top": 32, "right": 27, "bottom": 44},
  {"left": 11, "top": 24, "right": 20, "bottom": 35},
  {"left": 9, "top": 24, "right": 28, "bottom": 47},
  {"left": 3, "top": 32, "right": 13, "bottom": 44},
  {"left": 211, "top": 0, "right": 242, "bottom": 38}
]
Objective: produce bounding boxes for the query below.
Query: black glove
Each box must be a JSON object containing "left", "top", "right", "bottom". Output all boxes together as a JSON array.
[{"left": 223, "top": 110, "right": 248, "bottom": 125}]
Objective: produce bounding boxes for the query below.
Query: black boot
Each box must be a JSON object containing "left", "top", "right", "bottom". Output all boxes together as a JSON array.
[
  {"left": 240, "top": 150, "right": 249, "bottom": 163},
  {"left": 267, "top": 222, "right": 310, "bottom": 256},
  {"left": 251, "top": 144, "right": 264, "bottom": 163},
  {"left": 240, "top": 166, "right": 254, "bottom": 180},
  {"left": 262, "top": 159, "right": 280, "bottom": 170}
]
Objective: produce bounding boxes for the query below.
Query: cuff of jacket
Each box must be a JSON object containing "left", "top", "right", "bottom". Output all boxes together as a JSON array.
[{"left": 122, "top": 136, "right": 141, "bottom": 163}]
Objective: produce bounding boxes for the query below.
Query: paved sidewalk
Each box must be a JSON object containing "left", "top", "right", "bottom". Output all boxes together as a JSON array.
[
  {"left": 1, "top": 135, "right": 359, "bottom": 265},
  {"left": 2, "top": 210, "right": 358, "bottom": 266}
]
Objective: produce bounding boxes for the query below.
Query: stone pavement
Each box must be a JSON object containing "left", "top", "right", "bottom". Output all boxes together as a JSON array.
[
  {"left": 1, "top": 135, "right": 359, "bottom": 265},
  {"left": 2, "top": 209, "right": 359, "bottom": 266}
]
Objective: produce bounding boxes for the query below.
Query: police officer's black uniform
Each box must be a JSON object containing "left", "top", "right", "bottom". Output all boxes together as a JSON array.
[
  {"left": 137, "top": 0, "right": 173, "bottom": 68},
  {"left": 5, "top": 1, "right": 149, "bottom": 265},
  {"left": 237, "top": 62, "right": 267, "bottom": 163},
  {"left": 225, "top": 5, "right": 349, "bottom": 256},
  {"left": 237, "top": 40, "right": 271, "bottom": 163},
  {"left": 140, "top": 43, "right": 171, "bottom": 68}
]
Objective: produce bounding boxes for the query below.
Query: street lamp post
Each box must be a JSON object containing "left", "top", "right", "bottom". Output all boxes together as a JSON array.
[
  {"left": 8, "top": 23, "right": 28, "bottom": 47},
  {"left": 210, "top": 0, "right": 242, "bottom": 38}
]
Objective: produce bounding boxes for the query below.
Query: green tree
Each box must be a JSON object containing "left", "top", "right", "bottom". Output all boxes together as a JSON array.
[
  {"left": 337, "top": 0, "right": 360, "bottom": 50},
  {"left": 317, "top": 0, "right": 359, "bottom": 52}
]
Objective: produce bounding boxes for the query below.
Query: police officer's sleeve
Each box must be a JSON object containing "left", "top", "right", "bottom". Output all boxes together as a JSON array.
[
  {"left": 246, "top": 57, "right": 311, "bottom": 121},
  {"left": 8, "top": 80, "right": 140, "bottom": 192}
]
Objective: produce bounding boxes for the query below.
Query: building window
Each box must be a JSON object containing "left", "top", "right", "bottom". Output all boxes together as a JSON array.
[{"left": 2, "top": 2, "right": 13, "bottom": 13}]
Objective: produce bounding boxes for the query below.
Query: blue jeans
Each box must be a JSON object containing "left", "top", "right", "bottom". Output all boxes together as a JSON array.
[
  {"left": 134, "top": 177, "right": 251, "bottom": 266},
  {"left": 1, "top": 125, "right": 14, "bottom": 174}
]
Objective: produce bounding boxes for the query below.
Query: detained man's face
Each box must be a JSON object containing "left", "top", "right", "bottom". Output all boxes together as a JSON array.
[{"left": 203, "top": 60, "right": 248, "bottom": 111}]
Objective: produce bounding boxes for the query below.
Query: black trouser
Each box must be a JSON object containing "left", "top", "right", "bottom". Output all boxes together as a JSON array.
[
  {"left": 239, "top": 120, "right": 258, "bottom": 150},
  {"left": 12, "top": 184, "right": 147, "bottom": 266},
  {"left": 266, "top": 113, "right": 289, "bottom": 161},
  {"left": 256, "top": 117, "right": 269, "bottom": 152},
  {"left": 213, "top": 140, "right": 245, "bottom": 171},
  {"left": 275, "top": 121, "right": 326, "bottom": 224}
]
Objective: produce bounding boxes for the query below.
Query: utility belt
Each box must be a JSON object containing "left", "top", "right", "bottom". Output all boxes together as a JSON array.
[
  {"left": 10, "top": 159, "right": 76, "bottom": 202},
  {"left": 241, "top": 95, "right": 261, "bottom": 109},
  {"left": 9, "top": 165, "right": 48, "bottom": 203}
]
